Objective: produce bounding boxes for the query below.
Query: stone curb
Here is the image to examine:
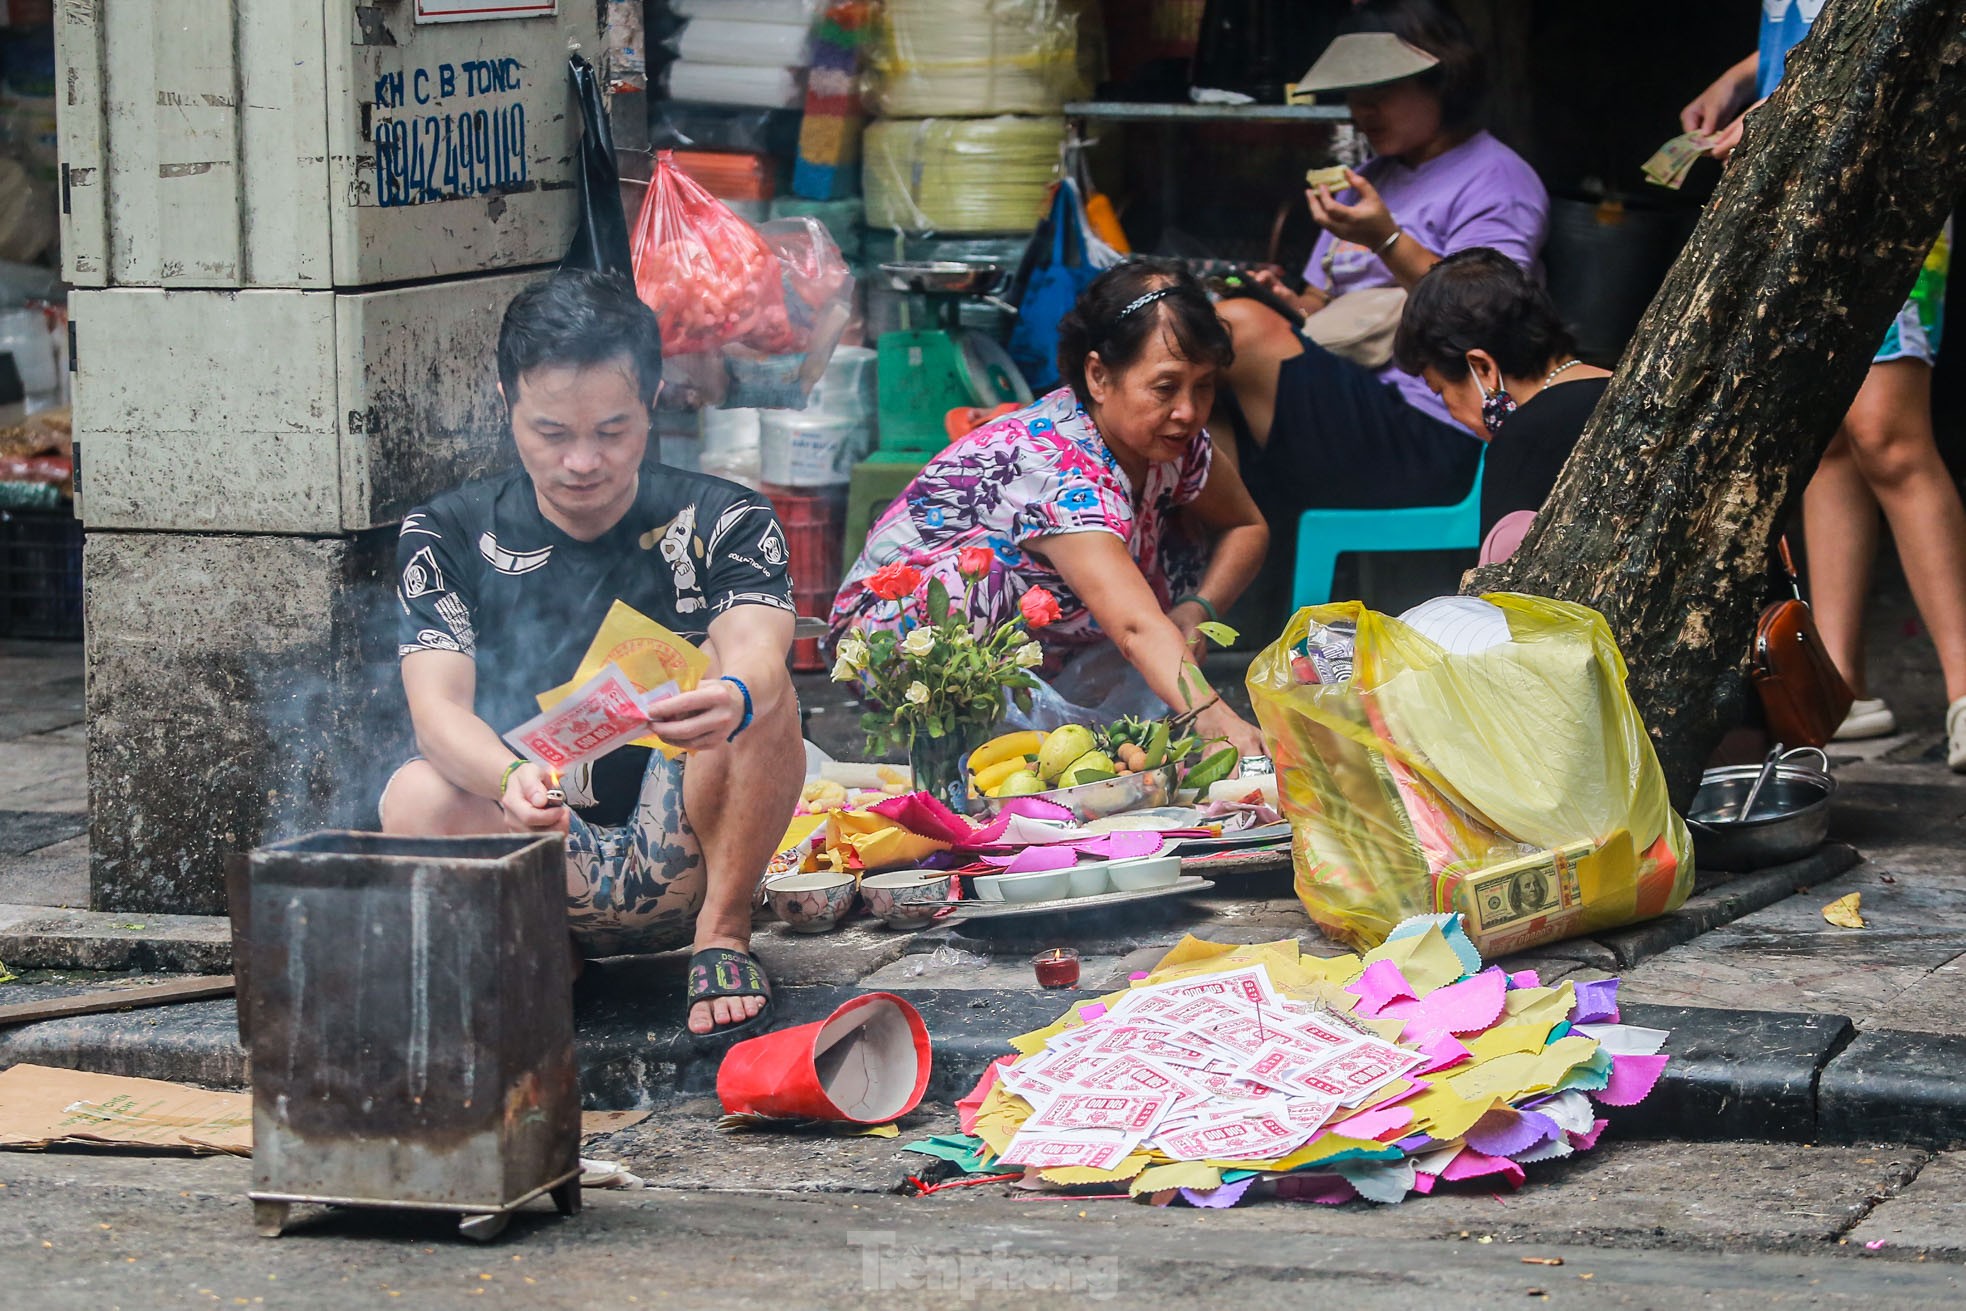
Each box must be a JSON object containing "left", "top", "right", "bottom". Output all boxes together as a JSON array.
[
  {"left": 6, "top": 984, "right": 1965, "bottom": 1150},
  {"left": 0, "top": 908, "right": 232, "bottom": 974}
]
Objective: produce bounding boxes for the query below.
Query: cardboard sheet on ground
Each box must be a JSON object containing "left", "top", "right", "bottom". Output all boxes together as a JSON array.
[
  {"left": 538, "top": 601, "right": 710, "bottom": 757},
  {"left": 0, "top": 1064, "right": 251, "bottom": 1155}
]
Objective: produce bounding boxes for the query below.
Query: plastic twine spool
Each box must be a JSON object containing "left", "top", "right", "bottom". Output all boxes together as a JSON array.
[
  {"left": 864, "top": 116, "right": 1064, "bottom": 234},
  {"left": 871, "top": 0, "right": 1084, "bottom": 117}
]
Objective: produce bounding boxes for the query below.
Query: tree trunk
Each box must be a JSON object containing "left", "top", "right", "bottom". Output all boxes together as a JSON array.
[{"left": 1471, "top": 0, "right": 1966, "bottom": 804}]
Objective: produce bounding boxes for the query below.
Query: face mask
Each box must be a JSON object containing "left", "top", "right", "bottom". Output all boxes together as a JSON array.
[{"left": 1477, "top": 378, "right": 1516, "bottom": 437}]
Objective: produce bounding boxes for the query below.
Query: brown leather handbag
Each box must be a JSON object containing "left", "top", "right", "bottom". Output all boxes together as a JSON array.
[{"left": 1751, "top": 541, "right": 1854, "bottom": 748}]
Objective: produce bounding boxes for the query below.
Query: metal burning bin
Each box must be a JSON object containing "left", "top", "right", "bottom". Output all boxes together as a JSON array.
[{"left": 244, "top": 832, "right": 579, "bottom": 1242}]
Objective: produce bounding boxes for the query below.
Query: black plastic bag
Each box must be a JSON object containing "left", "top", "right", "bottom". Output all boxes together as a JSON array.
[{"left": 562, "top": 54, "right": 633, "bottom": 275}]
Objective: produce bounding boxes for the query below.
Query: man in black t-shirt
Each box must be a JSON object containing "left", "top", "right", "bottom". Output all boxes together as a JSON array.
[{"left": 381, "top": 271, "right": 800, "bottom": 1039}]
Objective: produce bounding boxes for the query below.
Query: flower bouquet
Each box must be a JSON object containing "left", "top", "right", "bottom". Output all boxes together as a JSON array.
[{"left": 831, "top": 547, "right": 1057, "bottom": 810}]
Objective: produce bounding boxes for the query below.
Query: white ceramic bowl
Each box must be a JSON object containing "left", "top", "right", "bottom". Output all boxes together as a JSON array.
[
  {"left": 766, "top": 871, "right": 856, "bottom": 933},
  {"left": 859, "top": 868, "right": 953, "bottom": 928},
  {"left": 971, "top": 868, "right": 1073, "bottom": 904},
  {"left": 1107, "top": 854, "right": 1181, "bottom": 892},
  {"left": 1067, "top": 863, "right": 1110, "bottom": 898}
]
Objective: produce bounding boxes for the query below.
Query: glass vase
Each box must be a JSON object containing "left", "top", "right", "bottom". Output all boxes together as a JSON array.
[{"left": 910, "top": 726, "right": 981, "bottom": 815}]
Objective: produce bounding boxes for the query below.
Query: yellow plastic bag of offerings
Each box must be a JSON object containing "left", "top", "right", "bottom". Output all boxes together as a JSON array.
[{"left": 1246, "top": 594, "right": 1693, "bottom": 955}]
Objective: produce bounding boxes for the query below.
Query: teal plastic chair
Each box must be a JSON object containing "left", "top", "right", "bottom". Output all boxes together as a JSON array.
[{"left": 1290, "top": 455, "right": 1487, "bottom": 609}]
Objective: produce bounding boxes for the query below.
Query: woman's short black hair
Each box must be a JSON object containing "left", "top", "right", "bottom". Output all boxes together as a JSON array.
[
  {"left": 1343, "top": 0, "right": 1486, "bottom": 128},
  {"left": 1056, "top": 258, "right": 1233, "bottom": 408},
  {"left": 1394, "top": 247, "right": 1578, "bottom": 381},
  {"left": 497, "top": 269, "right": 665, "bottom": 407}
]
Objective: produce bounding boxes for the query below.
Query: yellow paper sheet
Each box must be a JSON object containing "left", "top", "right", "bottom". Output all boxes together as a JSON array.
[
  {"left": 1461, "top": 1024, "right": 1550, "bottom": 1063},
  {"left": 1242, "top": 1131, "right": 1386, "bottom": 1174},
  {"left": 1362, "top": 926, "right": 1465, "bottom": 995},
  {"left": 1403, "top": 1085, "right": 1501, "bottom": 1141},
  {"left": 1501, "top": 980, "right": 1577, "bottom": 1033},
  {"left": 1129, "top": 1162, "right": 1223, "bottom": 1196},
  {"left": 825, "top": 810, "right": 952, "bottom": 871},
  {"left": 1039, "top": 1153, "right": 1153, "bottom": 1186},
  {"left": 537, "top": 600, "right": 711, "bottom": 757},
  {"left": 776, "top": 814, "right": 828, "bottom": 856}
]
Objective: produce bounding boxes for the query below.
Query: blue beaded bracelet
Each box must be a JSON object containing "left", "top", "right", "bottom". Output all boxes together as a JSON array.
[{"left": 721, "top": 675, "right": 754, "bottom": 741}]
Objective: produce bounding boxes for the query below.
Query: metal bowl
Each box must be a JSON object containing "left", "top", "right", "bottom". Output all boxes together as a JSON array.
[
  {"left": 976, "top": 766, "right": 1178, "bottom": 823},
  {"left": 1686, "top": 760, "right": 1836, "bottom": 871},
  {"left": 879, "top": 260, "right": 1004, "bottom": 296}
]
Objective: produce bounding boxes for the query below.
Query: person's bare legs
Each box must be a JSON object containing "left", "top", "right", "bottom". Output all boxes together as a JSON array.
[
  {"left": 1214, "top": 297, "right": 1306, "bottom": 449},
  {"left": 1802, "top": 431, "right": 1883, "bottom": 697},
  {"left": 679, "top": 676, "right": 803, "bottom": 1035},
  {"left": 1809, "top": 360, "right": 1966, "bottom": 703},
  {"left": 379, "top": 759, "right": 505, "bottom": 834}
]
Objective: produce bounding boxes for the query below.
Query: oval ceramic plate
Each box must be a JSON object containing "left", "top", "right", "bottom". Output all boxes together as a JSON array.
[
  {"left": 948, "top": 876, "right": 1215, "bottom": 922},
  {"left": 1078, "top": 806, "right": 1208, "bottom": 835},
  {"left": 1169, "top": 822, "right": 1292, "bottom": 853}
]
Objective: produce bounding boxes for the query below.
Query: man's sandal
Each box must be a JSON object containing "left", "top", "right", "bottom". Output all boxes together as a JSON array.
[{"left": 686, "top": 946, "right": 774, "bottom": 1042}]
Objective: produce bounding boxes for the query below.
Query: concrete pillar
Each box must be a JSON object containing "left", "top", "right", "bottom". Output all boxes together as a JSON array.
[{"left": 85, "top": 532, "right": 408, "bottom": 915}]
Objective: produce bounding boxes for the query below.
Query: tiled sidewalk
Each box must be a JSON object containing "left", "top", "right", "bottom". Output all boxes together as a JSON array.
[{"left": 0, "top": 639, "right": 85, "bottom": 908}]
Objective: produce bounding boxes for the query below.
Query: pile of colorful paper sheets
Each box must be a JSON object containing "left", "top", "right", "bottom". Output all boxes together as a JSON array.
[{"left": 904, "top": 914, "right": 1671, "bottom": 1206}]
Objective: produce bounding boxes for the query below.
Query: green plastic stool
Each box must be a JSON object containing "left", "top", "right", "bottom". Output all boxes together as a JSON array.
[
  {"left": 1290, "top": 455, "right": 1487, "bottom": 609},
  {"left": 842, "top": 457, "right": 927, "bottom": 569}
]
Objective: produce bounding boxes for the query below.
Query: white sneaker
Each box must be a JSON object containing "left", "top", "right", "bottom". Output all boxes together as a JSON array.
[
  {"left": 1948, "top": 697, "right": 1966, "bottom": 772},
  {"left": 1833, "top": 697, "right": 1897, "bottom": 741}
]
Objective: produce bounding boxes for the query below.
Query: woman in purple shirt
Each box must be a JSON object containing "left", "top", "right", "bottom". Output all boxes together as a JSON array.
[{"left": 1216, "top": 0, "right": 1549, "bottom": 511}]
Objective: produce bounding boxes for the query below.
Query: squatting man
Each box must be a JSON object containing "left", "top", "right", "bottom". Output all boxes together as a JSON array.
[{"left": 381, "top": 270, "right": 800, "bottom": 1038}]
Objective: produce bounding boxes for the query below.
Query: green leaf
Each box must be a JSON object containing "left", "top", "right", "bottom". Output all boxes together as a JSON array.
[
  {"left": 1069, "top": 768, "right": 1117, "bottom": 784},
  {"left": 1195, "top": 621, "right": 1241, "bottom": 648},
  {"left": 927, "top": 578, "right": 951, "bottom": 625},
  {"left": 1013, "top": 686, "right": 1034, "bottom": 714}
]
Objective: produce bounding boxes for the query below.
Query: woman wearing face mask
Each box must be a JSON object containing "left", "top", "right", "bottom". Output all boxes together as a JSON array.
[
  {"left": 1391, "top": 248, "right": 1610, "bottom": 562},
  {"left": 1216, "top": 0, "right": 1549, "bottom": 516},
  {"left": 830, "top": 260, "right": 1269, "bottom": 756}
]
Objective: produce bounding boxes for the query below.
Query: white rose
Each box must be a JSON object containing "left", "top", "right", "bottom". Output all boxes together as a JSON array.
[
  {"left": 1014, "top": 641, "right": 1044, "bottom": 669},
  {"left": 831, "top": 654, "right": 856, "bottom": 682},
  {"left": 904, "top": 681, "right": 930, "bottom": 705},
  {"left": 837, "top": 636, "right": 869, "bottom": 669},
  {"left": 949, "top": 629, "right": 975, "bottom": 647},
  {"left": 900, "top": 628, "right": 936, "bottom": 657}
]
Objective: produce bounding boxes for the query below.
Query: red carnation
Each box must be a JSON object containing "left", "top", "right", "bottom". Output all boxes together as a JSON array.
[
  {"left": 1018, "top": 587, "right": 1062, "bottom": 629},
  {"left": 957, "top": 546, "right": 996, "bottom": 581},
  {"left": 866, "top": 562, "right": 924, "bottom": 602}
]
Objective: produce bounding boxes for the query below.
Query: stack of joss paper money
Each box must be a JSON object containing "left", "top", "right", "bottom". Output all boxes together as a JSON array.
[
  {"left": 1641, "top": 131, "right": 1711, "bottom": 190},
  {"left": 907, "top": 915, "right": 1669, "bottom": 1206}
]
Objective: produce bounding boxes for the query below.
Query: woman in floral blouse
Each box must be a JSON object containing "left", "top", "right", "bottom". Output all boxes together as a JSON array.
[{"left": 830, "top": 260, "right": 1269, "bottom": 754}]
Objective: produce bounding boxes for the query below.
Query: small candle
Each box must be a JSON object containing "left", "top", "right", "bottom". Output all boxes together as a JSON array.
[{"left": 1032, "top": 947, "right": 1080, "bottom": 989}]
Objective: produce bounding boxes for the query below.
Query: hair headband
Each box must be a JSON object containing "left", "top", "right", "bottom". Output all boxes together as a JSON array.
[{"left": 1109, "top": 286, "right": 1177, "bottom": 333}]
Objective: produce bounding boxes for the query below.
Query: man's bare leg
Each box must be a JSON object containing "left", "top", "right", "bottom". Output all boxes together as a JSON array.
[
  {"left": 680, "top": 686, "right": 804, "bottom": 1034},
  {"left": 379, "top": 759, "right": 506, "bottom": 835}
]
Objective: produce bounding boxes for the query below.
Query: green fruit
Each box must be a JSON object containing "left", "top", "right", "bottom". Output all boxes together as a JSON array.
[
  {"left": 1062, "top": 750, "right": 1117, "bottom": 786},
  {"left": 1036, "top": 724, "right": 1097, "bottom": 781},
  {"left": 997, "top": 770, "right": 1046, "bottom": 797}
]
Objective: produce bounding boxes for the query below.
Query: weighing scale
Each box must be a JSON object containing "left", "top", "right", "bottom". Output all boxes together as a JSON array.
[{"left": 873, "top": 261, "right": 1032, "bottom": 455}]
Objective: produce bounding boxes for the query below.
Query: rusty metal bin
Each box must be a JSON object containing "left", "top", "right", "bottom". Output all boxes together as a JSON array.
[{"left": 244, "top": 832, "right": 579, "bottom": 1242}]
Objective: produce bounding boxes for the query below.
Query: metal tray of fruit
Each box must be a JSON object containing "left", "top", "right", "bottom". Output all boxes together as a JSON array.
[{"left": 975, "top": 765, "right": 1179, "bottom": 823}]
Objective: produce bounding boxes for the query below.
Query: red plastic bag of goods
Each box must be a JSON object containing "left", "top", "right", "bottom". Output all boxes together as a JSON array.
[
  {"left": 631, "top": 151, "right": 855, "bottom": 409},
  {"left": 631, "top": 149, "right": 788, "bottom": 358}
]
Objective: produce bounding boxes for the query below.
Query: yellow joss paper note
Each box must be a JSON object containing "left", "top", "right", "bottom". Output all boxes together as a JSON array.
[
  {"left": 1039, "top": 1153, "right": 1153, "bottom": 1187},
  {"left": 537, "top": 601, "right": 713, "bottom": 758},
  {"left": 1462, "top": 1024, "right": 1550, "bottom": 1063},
  {"left": 1129, "top": 1162, "right": 1222, "bottom": 1196},
  {"left": 1501, "top": 980, "right": 1577, "bottom": 1033},
  {"left": 1362, "top": 926, "right": 1464, "bottom": 995}
]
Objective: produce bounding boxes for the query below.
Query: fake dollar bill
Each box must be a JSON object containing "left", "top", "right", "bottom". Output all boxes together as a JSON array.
[{"left": 1461, "top": 840, "right": 1594, "bottom": 933}]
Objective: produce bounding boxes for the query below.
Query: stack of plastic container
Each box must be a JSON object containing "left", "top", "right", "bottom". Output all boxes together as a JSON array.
[
  {"left": 861, "top": 0, "right": 1080, "bottom": 243},
  {"left": 662, "top": 0, "right": 817, "bottom": 110}
]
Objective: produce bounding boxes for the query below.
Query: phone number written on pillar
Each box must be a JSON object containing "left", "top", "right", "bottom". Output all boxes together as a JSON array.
[{"left": 372, "top": 58, "right": 528, "bottom": 207}]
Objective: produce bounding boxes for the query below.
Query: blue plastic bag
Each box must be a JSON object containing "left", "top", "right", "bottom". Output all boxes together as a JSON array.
[{"left": 1008, "top": 181, "right": 1115, "bottom": 393}]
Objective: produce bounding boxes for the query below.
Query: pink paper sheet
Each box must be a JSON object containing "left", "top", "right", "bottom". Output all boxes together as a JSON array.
[
  {"left": 1438, "top": 1147, "right": 1526, "bottom": 1188},
  {"left": 1384, "top": 967, "right": 1508, "bottom": 1040},
  {"left": 1592, "top": 1053, "right": 1669, "bottom": 1107},
  {"left": 1346, "top": 959, "right": 1419, "bottom": 1019},
  {"left": 1327, "top": 1104, "right": 1414, "bottom": 1142}
]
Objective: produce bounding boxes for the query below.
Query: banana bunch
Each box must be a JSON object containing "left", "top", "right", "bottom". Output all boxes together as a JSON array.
[{"left": 967, "top": 729, "right": 1049, "bottom": 798}]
